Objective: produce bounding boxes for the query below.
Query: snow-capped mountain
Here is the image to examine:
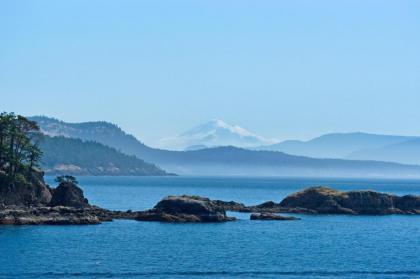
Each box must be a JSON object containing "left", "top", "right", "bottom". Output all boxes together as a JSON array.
[{"left": 158, "top": 119, "right": 274, "bottom": 150}]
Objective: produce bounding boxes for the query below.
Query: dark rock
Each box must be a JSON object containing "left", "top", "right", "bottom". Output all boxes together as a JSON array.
[
  {"left": 250, "top": 213, "right": 300, "bottom": 221},
  {"left": 245, "top": 201, "right": 286, "bottom": 213},
  {"left": 49, "top": 182, "right": 89, "bottom": 208},
  {"left": 395, "top": 195, "right": 420, "bottom": 211},
  {"left": 0, "top": 204, "right": 144, "bottom": 225},
  {"left": 136, "top": 195, "right": 235, "bottom": 222},
  {"left": 0, "top": 172, "right": 142, "bottom": 225},
  {"left": 0, "top": 170, "right": 52, "bottom": 206},
  {"left": 0, "top": 206, "right": 101, "bottom": 225},
  {"left": 212, "top": 200, "right": 248, "bottom": 212},
  {"left": 279, "top": 186, "right": 420, "bottom": 215}
]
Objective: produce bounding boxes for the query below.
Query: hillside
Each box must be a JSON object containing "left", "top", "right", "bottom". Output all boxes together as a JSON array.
[
  {"left": 155, "top": 146, "right": 420, "bottom": 177},
  {"left": 30, "top": 116, "right": 150, "bottom": 156},
  {"left": 30, "top": 116, "right": 420, "bottom": 177},
  {"left": 347, "top": 139, "right": 420, "bottom": 165},
  {"left": 258, "top": 132, "right": 418, "bottom": 159},
  {"left": 39, "top": 135, "right": 171, "bottom": 176}
]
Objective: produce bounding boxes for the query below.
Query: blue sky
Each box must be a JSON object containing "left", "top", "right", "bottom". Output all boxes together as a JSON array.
[{"left": 1, "top": 0, "right": 420, "bottom": 146}]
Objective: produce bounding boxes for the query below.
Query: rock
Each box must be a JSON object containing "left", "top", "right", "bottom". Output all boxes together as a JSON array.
[
  {"left": 279, "top": 186, "right": 420, "bottom": 214},
  {"left": 0, "top": 170, "right": 52, "bottom": 206},
  {"left": 395, "top": 195, "right": 420, "bottom": 212},
  {"left": 245, "top": 201, "right": 286, "bottom": 213},
  {"left": 0, "top": 205, "right": 142, "bottom": 225},
  {"left": 0, "top": 173, "right": 142, "bottom": 226},
  {"left": 49, "top": 182, "right": 89, "bottom": 208},
  {"left": 212, "top": 200, "right": 248, "bottom": 212},
  {"left": 250, "top": 213, "right": 300, "bottom": 221},
  {"left": 0, "top": 206, "right": 102, "bottom": 225},
  {"left": 0, "top": 172, "right": 143, "bottom": 225},
  {"left": 136, "top": 195, "right": 235, "bottom": 222}
]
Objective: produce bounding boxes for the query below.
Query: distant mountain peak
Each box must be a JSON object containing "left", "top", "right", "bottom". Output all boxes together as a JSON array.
[
  {"left": 159, "top": 119, "right": 274, "bottom": 150},
  {"left": 29, "top": 116, "right": 420, "bottom": 177},
  {"left": 182, "top": 119, "right": 257, "bottom": 138}
]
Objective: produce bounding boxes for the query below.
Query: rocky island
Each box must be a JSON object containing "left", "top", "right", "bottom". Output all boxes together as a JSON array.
[
  {"left": 239, "top": 186, "right": 420, "bottom": 215},
  {"left": 278, "top": 186, "right": 420, "bottom": 214},
  {"left": 0, "top": 173, "right": 131, "bottom": 225},
  {"left": 136, "top": 195, "right": 234, "bottom": 222}
]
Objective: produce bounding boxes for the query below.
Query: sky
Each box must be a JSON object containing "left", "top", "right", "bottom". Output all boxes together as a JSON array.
[{"left": 1, "top": 0, "right": 420, "bottom": 146}]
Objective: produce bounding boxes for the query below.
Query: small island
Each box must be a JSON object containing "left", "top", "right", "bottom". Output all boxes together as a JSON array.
[{"left": 243, "top": 186, "right": 420, "bottom": 215}]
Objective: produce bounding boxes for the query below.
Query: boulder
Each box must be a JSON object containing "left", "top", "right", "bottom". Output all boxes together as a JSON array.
[
  {"left": 136, "top": 195, "right": 235, "bottom": 222},
  {"left": 49, "top": 182, "right": 90, "bottom": 208},
  {"left": 250, "top": 213, "right": 300, "bottom": 221},
  {"left": 279, "top": 186, "right": 420, "bottom": 214}
]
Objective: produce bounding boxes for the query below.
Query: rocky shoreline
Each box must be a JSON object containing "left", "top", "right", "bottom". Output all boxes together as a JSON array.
[
  {"left": 0, "top": 205, "right": 142, "bottom": 225},
  {"left": 0, "top": 177, "right": 237, "bottom": 224},
  {"left": 1, "top": 173, "right": 420, "bottom": 225}
]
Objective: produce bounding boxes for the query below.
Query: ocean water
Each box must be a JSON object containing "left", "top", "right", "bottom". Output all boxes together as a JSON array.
[{"left": 1, "top": 176, "right": 420, "bottom": 279}]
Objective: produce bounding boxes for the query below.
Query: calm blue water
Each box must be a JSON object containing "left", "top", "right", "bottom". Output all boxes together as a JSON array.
[{"left": 1, "top": 176, "right": 420, "bottom": 279}]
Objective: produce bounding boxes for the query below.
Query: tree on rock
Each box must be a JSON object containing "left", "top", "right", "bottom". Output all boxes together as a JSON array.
[
  {"left": 0, "top": 112, "right": 43, "bottom": 183},
  {"left": 50, "top": 175, "right": 88, "bottom": 208},
  {"left": 0, "top": 112, "right": 52, "bottom": 206},
  {"left": 55, "top": 175, "right": 78, "bottom": 185}
]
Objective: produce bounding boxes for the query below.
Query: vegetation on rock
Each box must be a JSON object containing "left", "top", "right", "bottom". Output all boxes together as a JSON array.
[
  {"left": 0, "top": 112, "right": 43, "bottom": 182},
  {"left": 0, "top": 112, "right": 52, "bottom": 206}
]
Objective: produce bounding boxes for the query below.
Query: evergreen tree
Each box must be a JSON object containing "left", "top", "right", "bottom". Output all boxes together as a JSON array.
[
  {"left": 55, "top": 175, "right": 78, "bottom": 185},
  {"left": 0, "top": 112, "right": 43, "bottom": 183}
]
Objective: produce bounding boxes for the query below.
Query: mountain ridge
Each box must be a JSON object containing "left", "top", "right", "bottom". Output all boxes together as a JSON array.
[
  {"left": 29, "top": 116, "right": 420, "bottom": 178},
  {"left": 347, "top": 138, "right": 420, "bottom": 165},
  {"left": 258, "top": 132, "right": 420, "bottom": 160}
]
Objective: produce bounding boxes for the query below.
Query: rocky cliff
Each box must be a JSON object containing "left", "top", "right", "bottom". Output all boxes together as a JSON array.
[{"left": 0, "top": 170, "right": 52, "bottom": 206}]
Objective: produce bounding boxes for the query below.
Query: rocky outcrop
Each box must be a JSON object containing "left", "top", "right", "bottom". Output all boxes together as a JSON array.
[
  {"left": 244, "top": 201, "right": 286, "bottom": 213},
  {"left": 49, "top": 182, "right": 89, "bottom": 208},
  {"left": 0, "top": 177, "right": 120, "bottom": 225},
  {"left": 250, "top": 213, "right": 300, "bottom": 221},
  {"left": 0, "top": 170, "right": 52, "bottom": 206},
  {"left": 3, "top": 180, "right": 420, "bottom": 226},
  {"left": 0, "top": 205, "right": 141, "bottom": 225},
  {"left": 0, "top": 204, "right": 143, "bottom": 225},
  {"left": 278, "top": 186, "right": 420, "bottom": 214},
  {"left": 211, "top": 199, "right": 247, "bottom": 212},
  {"left": 136, "top": 195, "right": 235, "bottom": 222},
  {"left": 214, "top": 187, "right": 420, "bottom": 215},
  {"left": 0, "top": 206, "right": 101, "bottom": 225}
]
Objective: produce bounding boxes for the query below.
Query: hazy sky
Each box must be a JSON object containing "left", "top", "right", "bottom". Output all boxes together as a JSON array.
[{"left": 1, "top": 0, "right": 420, "bottom": 146}]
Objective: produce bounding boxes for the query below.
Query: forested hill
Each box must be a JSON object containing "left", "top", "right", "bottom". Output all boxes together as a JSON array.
[
  {"left": 30, "top": 116, "right": 420, "bottom": 178},
  {"left": 29, "top": 116, "right": 150, "bottom": 156},
  {"left": 40, "top": 136, "right": 171, "bottom": 176}
]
